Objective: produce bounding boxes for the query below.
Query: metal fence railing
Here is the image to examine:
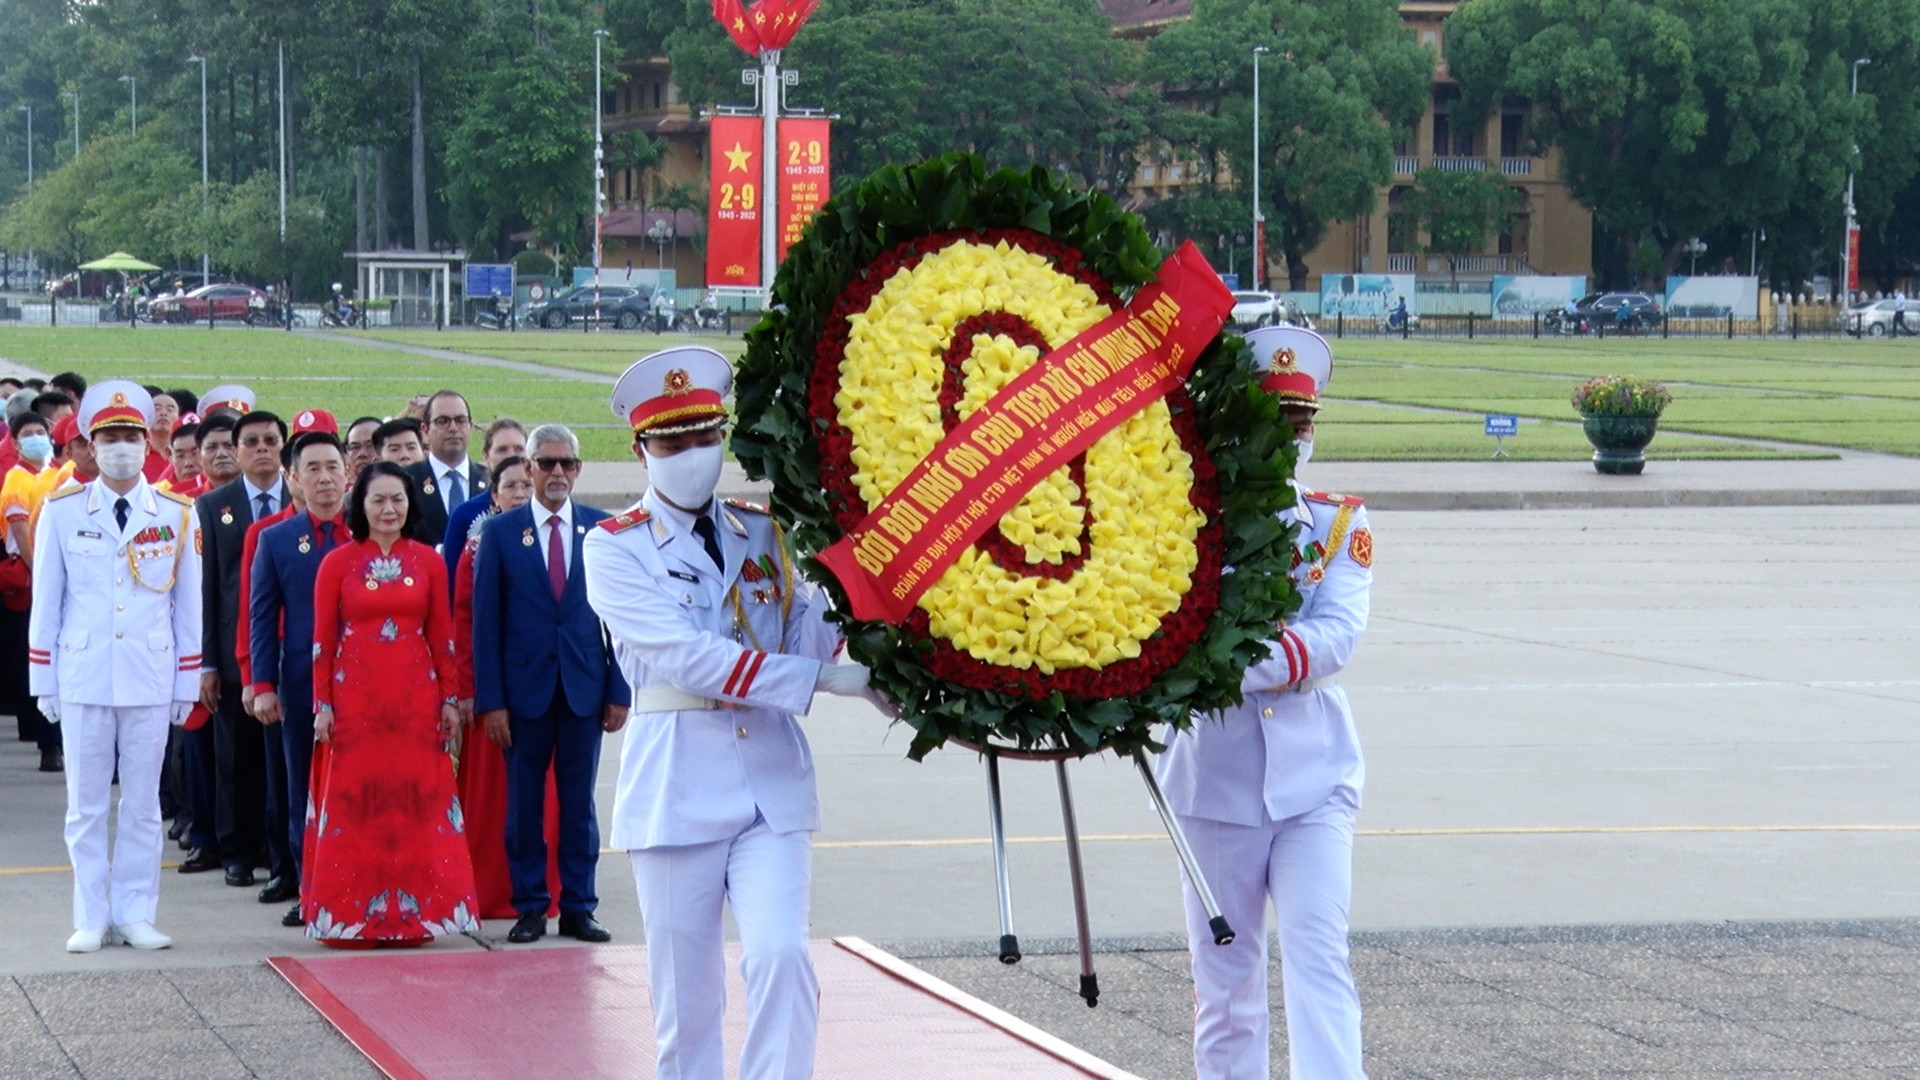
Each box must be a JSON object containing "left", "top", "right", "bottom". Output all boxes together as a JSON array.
[{"left": 1312, "top": 312, "right": 1899, "bottom": 341}]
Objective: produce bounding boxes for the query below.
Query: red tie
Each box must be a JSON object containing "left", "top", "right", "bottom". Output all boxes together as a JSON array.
[{"left": 548, "top": 516, "right": 567, "bottom": 601}]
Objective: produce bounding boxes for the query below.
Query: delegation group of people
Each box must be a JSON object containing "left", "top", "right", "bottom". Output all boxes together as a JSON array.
[{"left": 24, "top": 327, "right": 1377, "bottom": 1079}]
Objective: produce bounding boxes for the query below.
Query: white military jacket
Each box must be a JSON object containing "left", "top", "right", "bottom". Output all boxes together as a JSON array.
[
  {"left": 29, "top": 478, "right": 204, "bottom": 706},
  {"left": 1159, "top": 490, "right": 1372, "bottom": 826},
  {"left": 582, "top": 489, "right": 841, "bottom": 850}
]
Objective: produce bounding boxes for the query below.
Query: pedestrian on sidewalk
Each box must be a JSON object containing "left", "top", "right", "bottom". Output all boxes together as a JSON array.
[{"left": 31, "top": 381, "right": 202, "bottom": 953}]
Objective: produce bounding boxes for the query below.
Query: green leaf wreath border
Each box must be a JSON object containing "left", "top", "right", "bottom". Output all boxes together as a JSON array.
[{"left": 733, "top": 153, "right": 1300, "bottom": 760}]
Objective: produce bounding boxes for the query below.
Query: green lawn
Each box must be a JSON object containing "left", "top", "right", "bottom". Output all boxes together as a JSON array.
[
  {"left": 5, "top": 326, "right": 1907, "bottom": 461},
  {"left": 1327, "top": 338, "right": 1920, "bottom": 455}
]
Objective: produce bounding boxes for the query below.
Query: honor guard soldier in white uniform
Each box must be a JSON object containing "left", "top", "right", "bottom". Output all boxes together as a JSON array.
[
  {"left": 1158, "top": 327, "right": 1373, "bottom": 1079},
  {"left": 582, "top": 347, "right": 875, "bottom": 1080},
  {"left": 31, "top": 381, "right": 203, "bottom": 953}
]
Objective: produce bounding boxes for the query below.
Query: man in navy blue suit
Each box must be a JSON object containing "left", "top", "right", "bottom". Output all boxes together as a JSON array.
[
  {"left": 247, "top": 430, "right": 350, "bottom": 929},
  {"left": 473, "top": 422, "right": 629, "bottom": 944}
]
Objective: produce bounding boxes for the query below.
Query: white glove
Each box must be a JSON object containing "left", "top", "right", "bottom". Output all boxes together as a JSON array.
[
  {"left": 37, "top": 696, "right": 60, "bottom": 725},
  {"left": 170, "top": 701, "right": 192, "bottom": 726},
  {"left": 813, "top": 661, "right": 872, "bottom": 697}
]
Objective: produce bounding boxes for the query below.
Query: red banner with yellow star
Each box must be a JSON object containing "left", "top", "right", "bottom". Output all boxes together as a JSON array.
[
  {"left": 776, "top": 117, "right": 830, "bottom": 262},
  {"left": 706, "top": 114, "right": 764, "bottom": 288}
]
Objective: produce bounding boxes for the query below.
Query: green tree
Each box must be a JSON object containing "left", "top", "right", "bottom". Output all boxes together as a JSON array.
[
  {"left": 1445, "top": 0, "right": 1920, "bottom": 289},
  {"left": 0, "top": 127, "right": 199, "bottom": 269},
  {"left": 1144, "top": 0, "right": 1431, "bottom": 289},
  {"left": 1389, "top": 166, "right": 1521, "bottom": 281}
]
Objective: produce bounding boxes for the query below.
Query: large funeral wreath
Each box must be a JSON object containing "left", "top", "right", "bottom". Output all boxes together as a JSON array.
[{"left": 734, "top": 153, "right": 1302, "bottom": 760}]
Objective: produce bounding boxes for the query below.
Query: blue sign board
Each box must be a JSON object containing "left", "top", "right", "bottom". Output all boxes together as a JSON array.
[
  {"left": 1218, "top": 272, "right": 1241, "bottom": 290},
  {"left": 464, "top": 263, "right": 514, "bottom": 298},
  {"left": 1484, "top": 414, "right": 1519, "bottom": 437}
]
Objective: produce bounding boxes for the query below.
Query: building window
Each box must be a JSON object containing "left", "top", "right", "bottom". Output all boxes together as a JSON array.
[
  {"left": 1386, "top": 186, "right": 1412, "bottom": 255},
  {"left": 1433, "top": 87, "right": 1475, "bottom": 157},
  {"left": 602, "top": 91, "right": 617, "bottom": 116},
  {"left": 1500, "top": 109, "right": 1527, "bottom": 157},
  {"left": 1499, "top": 214, "right": 1529, "bottom": 256},
  {"left": 653, "top": 82, "right": 663, "bottom": 110}
]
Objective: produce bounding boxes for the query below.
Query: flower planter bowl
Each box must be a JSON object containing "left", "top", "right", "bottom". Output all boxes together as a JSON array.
[{"left": 1580, "top": 413, "right": 1660, "bottom": 475}]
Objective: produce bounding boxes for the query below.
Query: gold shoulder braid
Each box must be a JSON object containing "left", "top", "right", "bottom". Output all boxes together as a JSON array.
[
  {"left": 1315, "top": 504, "right": 1358, "bottom": 580},
  {"left": 128, "top": 502, "right": 193, "bottom": 592}
]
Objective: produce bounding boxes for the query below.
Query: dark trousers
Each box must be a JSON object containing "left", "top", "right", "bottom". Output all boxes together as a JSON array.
[
  {"left": 165, "top": 727, "right": 189, "bottom": 824},
  {"left": 261, "top": 718, "right": 292, "bottom": 883},
  {"left": 505, "top": 686, "right": 602, "bottom": 917},
  {"left": 0, "top": 606, "right": 57, "bottom": 753},
  {"left": 279, "top": 706, "right": 316, "bottom": 883},
  {"left": 184, "top": 722, "right": 219, "bottom": 856},
  {"left": 212, "top": 679, "right": 266, "bottom": 871}
]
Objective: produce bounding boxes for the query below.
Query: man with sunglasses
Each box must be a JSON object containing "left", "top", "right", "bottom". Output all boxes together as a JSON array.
[
  {"left": 471, "top": 423, "right": 629, "bottom": 945},
  {"left": 403, "top": 389, "right": 490, "bottom": 547}
]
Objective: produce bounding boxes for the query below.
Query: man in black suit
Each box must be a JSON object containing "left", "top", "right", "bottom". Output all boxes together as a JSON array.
[
  {"left": 190, "top": 407, "right": 287, "bottom": 887},
  {"left": 404, "top": 390, "right": 489, "bottom": 547}
]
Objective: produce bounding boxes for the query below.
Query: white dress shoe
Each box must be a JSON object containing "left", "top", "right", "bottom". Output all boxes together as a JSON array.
[
  {"left": 112, "top": 922, "right": 172, "bottom": 950},
  {"left": 66, "top": 929, "right": 107, "bottom": 953}
]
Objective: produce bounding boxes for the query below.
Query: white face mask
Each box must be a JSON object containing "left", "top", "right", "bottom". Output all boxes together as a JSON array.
[
  {"left": 645, "top": 443, "right": 724, "bottom": 510},
  {"left": 95, "top": 441, "right": 146, "bottom": 481},
  {"left": 1295, "top": 439, "right": 1314, "bottom": 468}
]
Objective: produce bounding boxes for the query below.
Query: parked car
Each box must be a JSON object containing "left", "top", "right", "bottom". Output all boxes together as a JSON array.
[
  {"left": 524, "top": 285, "right": 654, "bottom": 329},
  {"left": 146, "top": 283, "right": 271, "bottom": 323},
  {"left": 1574, "top": 292, "right": 1664, "bottom": 330},
  {"left": 1838, "top": 298, "right": 1916, "bottom": 337},
  {"left": 1228, "top": 290, "right": 1286, "bottom": 328}
]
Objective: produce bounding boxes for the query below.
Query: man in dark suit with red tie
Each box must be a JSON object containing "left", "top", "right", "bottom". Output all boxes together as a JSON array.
[
  {"left": 472, "top": 422, "right": 629, "bottom": 944},
  {"left": 247, "top": 429, "right": 350, "bottom": 928}
]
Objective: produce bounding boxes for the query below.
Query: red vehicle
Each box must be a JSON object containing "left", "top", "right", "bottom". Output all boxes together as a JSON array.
[
  {"left": 146, "top": 283, "right": 271, "bottom": 323},
  {"left": 44, "top": 272, "right": 111, "bottom": 298}
]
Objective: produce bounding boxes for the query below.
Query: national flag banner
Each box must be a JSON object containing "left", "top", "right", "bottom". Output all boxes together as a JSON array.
[
  {"left": 776, "top": 117, "right": 831, "bottom": 263},
  {"left": 749, "top": 0, "right": 820, "bottom": 50},
  {"left": 707, "top": 115, "right": 764, "bottom": 288},
  {"left": 713, "top": 0, "right": 760, "bottom": 55}
]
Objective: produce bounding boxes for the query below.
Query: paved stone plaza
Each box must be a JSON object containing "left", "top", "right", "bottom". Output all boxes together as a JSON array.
[{"left": 1, "top": 472, "right": 1915, "bottom": 1077}]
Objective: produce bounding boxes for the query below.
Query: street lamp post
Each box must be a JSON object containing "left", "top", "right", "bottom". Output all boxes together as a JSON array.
[
  {"left": 61, "top": 91, "right": 78, "bottom": 156},
  {"left": 1843, "top": 57, "right": 1870, "bottom": 302},
  {"left": 592, "top": 28, "right": 609, "bottom": 331},
  {"left": 118, "top": 75, "right": 136, "bottom": 135},
  {"left": 1683, "top": 237, "right": 1707, "bottom": 276},
  {"left": 188, "top": 56, "right": 208, "bottom": 285},
  {"left": 1251, "top": 45, "right": 1268, "bottom": 291},
  {"left": 16, "top": 105, "right": 31, "bottom": 290}
]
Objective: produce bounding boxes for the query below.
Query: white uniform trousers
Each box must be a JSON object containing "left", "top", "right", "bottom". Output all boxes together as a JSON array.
[
  {"left": 1178, "top": 790, "right": 1365, "bottom": 1080},
  {"left": 628, "top": 814, "right": 818, "bottom": 1080},
  {"left": 62, "top": 703, "right": 170, "bottom": 933}
]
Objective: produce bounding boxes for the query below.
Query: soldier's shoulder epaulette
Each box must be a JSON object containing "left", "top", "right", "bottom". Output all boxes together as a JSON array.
[
  {"left": 723, "top": 498, "right": 770, "bottom": 515},
  {"left": 47, "top": 483, "right": 85, "bottom": 502},
  {"left": 597, "top": 508, "right": 651, "bottom": 534},
  {"left": 156, "top": 488, "right": 194, "bottom": 507},
  {"left": 1303, "top": 490, "right": 1365, "bottom": 508}
]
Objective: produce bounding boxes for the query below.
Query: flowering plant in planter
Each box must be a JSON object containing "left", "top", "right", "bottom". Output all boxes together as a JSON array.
[{"left": 1571, "top": 374, "right": 1672, "bottom": 417}]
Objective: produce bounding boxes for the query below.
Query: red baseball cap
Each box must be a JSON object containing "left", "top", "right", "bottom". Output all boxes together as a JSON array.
[
  {"left": 51, "top": 414, "right": 82, "bottom": 447},
  {"left": 292, "top": 409, "right": 339, "bottom": 436}
]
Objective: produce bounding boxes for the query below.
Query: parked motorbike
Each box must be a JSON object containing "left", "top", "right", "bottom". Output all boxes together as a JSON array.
[
  {"left": 473, "top": 296, "right": 514, "bottom": 330},
  {"left": 1544, "top": 309, "right": 1589, "bottom": 335}
]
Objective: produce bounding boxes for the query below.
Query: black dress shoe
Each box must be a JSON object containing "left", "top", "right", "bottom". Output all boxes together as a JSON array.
[
  {"left": 166, "top": 819, "right": 188, "bottom": 842},
  {"left": 223, "top": 865, "right": 257, "bottom": 887},
  {"left": 177, "top": 850, "right": 221, "bottom": 874},
  {"left": 282, "top": 903, "right": 304, "bottom": 928},
  {"left": 257, "top": 877, "right": 297, "bottom": 904},
  {"left": 38, "top": 750, "right": 63, "bottom": 773},
  {"left": 506, "top": 914, "right": 546, "bottom": 944},
  {"left": 557, "top": 913, "right": 612, "bottom": 943}
]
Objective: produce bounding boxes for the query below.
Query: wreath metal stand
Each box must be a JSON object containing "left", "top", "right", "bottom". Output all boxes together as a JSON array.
[{"left": 964, "top": 740, "right": 1237, "bottom": 1009}]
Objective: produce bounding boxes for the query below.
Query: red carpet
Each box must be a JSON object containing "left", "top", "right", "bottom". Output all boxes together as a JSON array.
[{"left": 270, "top": 936, "right": 1137, "bottom": 1079}]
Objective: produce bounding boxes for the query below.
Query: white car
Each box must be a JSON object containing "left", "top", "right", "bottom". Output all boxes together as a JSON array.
[
  {"left": 1229, "top": 290, "right": 1286, "bottom": 327},
  {"left": 1838, "top": 298, "right": 1915, "bottom": 337}
]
